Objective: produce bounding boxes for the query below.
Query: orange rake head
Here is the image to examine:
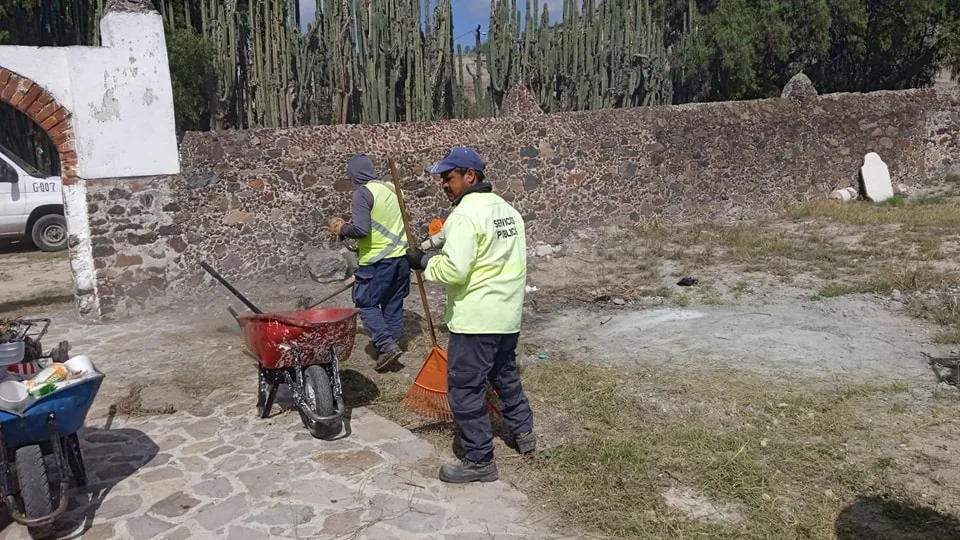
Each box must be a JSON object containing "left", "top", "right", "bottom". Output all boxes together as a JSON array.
[
  {"left": 401, "top": 345, "right": 502, "bottom": 423},
  {"left": 402, "top": 346, "right": 452, "bottom": 421}
]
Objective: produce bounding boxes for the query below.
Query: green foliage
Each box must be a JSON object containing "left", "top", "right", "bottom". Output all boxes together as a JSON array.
[
  {"left": 0, "top": 0, "right": 35, "bottom": 41},
  {"left": 165, "top": 25, "right": 216, "bottom": 131},
  {"left": 672, "top": 0, "right": 960, "bottom": 102}
]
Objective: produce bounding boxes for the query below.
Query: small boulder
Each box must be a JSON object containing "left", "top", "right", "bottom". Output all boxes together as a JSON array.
[
  {"left": 531, "top": 242, "right": 566, "bottom": 258},
  {"left": 781, "top": 73, "right": 818, "bottom": 103},
  {"left": 305, "top": 248, "right": 349, "bottom": 283},
  {"left": 829, "top": 186, "right": 858, "bottom": 202}
]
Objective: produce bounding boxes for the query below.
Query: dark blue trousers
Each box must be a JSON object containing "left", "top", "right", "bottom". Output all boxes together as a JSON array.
[
  {"left": 447, "top": 332, "right": 534, "bottom": 463},
  {"left": 351, "top": 256, "right": 410, "bottom": 353}
]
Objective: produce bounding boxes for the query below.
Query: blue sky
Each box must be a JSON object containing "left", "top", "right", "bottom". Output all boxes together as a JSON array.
[{"left": 298, "top": 0, "right": 564, "bottom": 47}]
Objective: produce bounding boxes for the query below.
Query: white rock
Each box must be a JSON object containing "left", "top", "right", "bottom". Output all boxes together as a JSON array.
[
  {"left": 828, "top": 186, "right": 858, "bottom": 202},
  {"left": 533, "top": 244, "right": 555, "bottom": 257},
  {"left": 860, "top": 152, "right": 894, "bottom": 202}
]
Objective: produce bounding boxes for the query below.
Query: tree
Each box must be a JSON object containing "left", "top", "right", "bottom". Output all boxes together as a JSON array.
[
  {"left": 810, "top": 0, "right": 959, "bottom": 92},
  {"left": 671, "top": 0, "right": 832, "bottom": 102},
  {"left": 165, "top": 25, "right": 216, "bottom": 131},
  {"left": 670, "top": 0, "right": 960, "bottom": 102}
]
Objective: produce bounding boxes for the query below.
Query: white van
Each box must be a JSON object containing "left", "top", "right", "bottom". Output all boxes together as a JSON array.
[{"left": 0, "top": 144, "right": 67, "bottom": 252}]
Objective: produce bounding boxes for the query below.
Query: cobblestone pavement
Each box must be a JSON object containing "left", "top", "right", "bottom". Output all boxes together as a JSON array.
[{"left": 0, "top": 303, "right": 568, "bottom": 540}]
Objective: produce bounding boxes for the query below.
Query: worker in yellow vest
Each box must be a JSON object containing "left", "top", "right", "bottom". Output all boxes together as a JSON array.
[
  {"left": 406, "top": 146, "right": 536, "bottom": 484},
  {"left": 329, "top": 153, "right": 410, "bottom": 372}
]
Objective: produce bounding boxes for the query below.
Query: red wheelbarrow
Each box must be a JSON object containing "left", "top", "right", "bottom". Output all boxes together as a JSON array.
[{"left": 201, "top": 262, "right": 358, "bottom": 439}]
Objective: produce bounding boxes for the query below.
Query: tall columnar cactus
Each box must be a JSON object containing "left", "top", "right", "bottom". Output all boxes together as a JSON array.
[{"left": 103, "top": 0, "right": 685, "bottom": 128}]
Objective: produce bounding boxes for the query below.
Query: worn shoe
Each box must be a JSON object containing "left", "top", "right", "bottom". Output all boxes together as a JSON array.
[
  {"left": 515, "top": 430, "right": 537, "bottom": 454},
  {"left": 375, "top": 344, "right": 403, "bottom": 372},
  {"left": 439, "top": 459, "right": 498, "bottom": 484}
]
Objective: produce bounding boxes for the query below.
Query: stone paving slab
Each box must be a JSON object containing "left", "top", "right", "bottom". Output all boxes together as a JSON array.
[{"left": 0, "top": 307, "right": 571, "bottom": 539}]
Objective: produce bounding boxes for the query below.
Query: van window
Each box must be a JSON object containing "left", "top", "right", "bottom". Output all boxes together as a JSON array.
[{"left": 0, "top": 143, "right": 42, "bottom": 177}]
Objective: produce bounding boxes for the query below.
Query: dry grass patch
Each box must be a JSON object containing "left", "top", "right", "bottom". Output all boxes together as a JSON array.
[
  {"left": 782, "top": 198, "right": 960, "bottom": 231},
  {"left": 514, "top": 361, "right": 959, "bottom": 540},
  {"left": 363, "top": 343, "right": 960, "bottom": 539},
  {"left": 815, "top": 266, "right": 960, "bottom": 298}
]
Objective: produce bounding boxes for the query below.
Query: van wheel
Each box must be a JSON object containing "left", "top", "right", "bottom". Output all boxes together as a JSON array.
[{"left": 31, "top": 214, "right": 67, "bottom": 252}]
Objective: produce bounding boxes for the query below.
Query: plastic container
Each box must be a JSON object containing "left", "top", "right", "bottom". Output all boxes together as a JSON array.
[
  {"left": 0, "top": 342, "right": 25, "bottom": 367},
  {"left": 0, "top": 380, "right": 32, "bottom": 412},
  {"left": 65, "top": 355, "right": 95, "bottom": 377}
]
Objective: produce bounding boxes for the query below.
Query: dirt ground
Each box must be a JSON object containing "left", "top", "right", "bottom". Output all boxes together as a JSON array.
[
  {"left": 0, "top": 241, "right": 72, "bottom": 312},
  {"left": 5, "top": 181, "right": 960, "bottom": 539}
]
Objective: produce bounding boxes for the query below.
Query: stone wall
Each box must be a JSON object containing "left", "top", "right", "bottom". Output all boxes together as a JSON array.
[{"left": 85, "top": 81, "right": 960, "bottom": 317}]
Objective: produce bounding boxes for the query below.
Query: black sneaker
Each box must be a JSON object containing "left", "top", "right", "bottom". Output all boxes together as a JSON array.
[
  {"left": 515, "top": 430, "right": 537, "bottom": 454},
  {"left": 438, "top": 459, "right": 498, "bottom": 483},
  {"left": 375, "top": 345, "right": 402, "bottom": 372}
]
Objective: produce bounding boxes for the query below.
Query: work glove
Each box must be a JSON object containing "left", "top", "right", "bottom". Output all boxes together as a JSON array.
[
  {"left": 405, "top": 248, "right": 429, "bottom": 271},
  {"left": 328, "top": 217, "right": 345, "bottom": 236}
]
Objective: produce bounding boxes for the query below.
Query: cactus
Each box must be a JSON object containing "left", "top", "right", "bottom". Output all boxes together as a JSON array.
[{"left": 24, "top": 0, "right": 685, "bottom": 128}]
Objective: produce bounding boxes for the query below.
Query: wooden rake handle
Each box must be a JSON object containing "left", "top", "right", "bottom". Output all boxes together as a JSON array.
[{"left": 388, "top": 157, "right": 439, "bottom": 349}]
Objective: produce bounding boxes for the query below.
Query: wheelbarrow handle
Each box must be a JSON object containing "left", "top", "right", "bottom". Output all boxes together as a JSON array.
[{"left": 200, "top": 261, "right": 263, "bottom": 314}]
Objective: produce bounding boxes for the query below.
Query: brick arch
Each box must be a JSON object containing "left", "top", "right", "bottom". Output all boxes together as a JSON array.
[{"left": 0, "top": 67, "right": 77, "bottom": 182}]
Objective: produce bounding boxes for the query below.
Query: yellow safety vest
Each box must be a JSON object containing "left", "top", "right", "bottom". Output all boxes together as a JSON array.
[
  {"left": 356, "top": 181, "right": 407, "bottom": 265},
  {"left": 423, "top": 191, "right": 527, "bottom": 334}
]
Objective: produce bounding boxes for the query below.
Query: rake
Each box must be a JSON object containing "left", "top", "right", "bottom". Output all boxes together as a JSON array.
[{"left": 386, "top": 157, "right": 499, "bottom": 422}]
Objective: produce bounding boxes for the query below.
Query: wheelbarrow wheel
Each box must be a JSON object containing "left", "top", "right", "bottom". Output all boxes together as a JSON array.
[
  {"left": 300, "top": 365, "right": 341, "bottom": 439},
  {"left": 16, "top": 445, "right": 54, "bottom": 539}
]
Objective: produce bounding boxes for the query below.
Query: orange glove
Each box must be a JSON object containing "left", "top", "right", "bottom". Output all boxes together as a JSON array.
[{"left": 428, "top": 218, "right": 444, "bottom": 236}]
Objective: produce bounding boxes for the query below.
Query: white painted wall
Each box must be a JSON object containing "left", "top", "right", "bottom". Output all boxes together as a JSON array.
[
  {"left": 0, "top": 8, "right": 180, "bottom": 320},
  {"left": 0, "top": 10, "right": 180, "bottom": 179},
  {"left": 63, "top": 181, "right": 97, "bottom": 316}
]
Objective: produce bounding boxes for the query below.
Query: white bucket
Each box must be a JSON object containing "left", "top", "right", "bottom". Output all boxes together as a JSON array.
[
  {"left": 0, "top": 380, "right": 29, "bottom": 408},
  {"left": 65, "top": 355, "right": 96, "bottom": 377}
]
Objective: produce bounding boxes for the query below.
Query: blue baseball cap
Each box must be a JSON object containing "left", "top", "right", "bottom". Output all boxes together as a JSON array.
[{"left": 425, "top": 146, "right": 486, "bottom": 175}]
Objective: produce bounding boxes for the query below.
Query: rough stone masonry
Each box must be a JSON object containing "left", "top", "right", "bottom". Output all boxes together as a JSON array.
[{"left": 84, "top": 78, "right": 960, "bottom": 318}]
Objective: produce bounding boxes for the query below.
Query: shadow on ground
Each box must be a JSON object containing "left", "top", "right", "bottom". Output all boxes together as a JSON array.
[
  {"left": 0, "top": 422, "right": 158, "bottom": 539},
  {"left": 0, "top": 241, "right": 39, "bottom": 255},
  {"left": 269, "top": 367, "right": 381, "bottom": 442},
  {"left": 836, "top": 494, "right": 960, "bottom": 540},
  {"left": 0, "top": 294, "right": 75, "bottom": 314}
]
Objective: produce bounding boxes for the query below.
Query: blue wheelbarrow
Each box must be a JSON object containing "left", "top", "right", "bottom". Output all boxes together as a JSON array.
[{"left": 0, "top": 373, "right": 104, "bottom": 539}]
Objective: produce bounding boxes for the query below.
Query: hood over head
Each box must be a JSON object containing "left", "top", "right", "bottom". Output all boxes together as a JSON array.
[{"left": 346, "top": 153, "right": 381, "bottom": 186}]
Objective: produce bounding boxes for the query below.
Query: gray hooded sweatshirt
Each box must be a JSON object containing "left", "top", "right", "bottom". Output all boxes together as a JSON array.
[{"left": 339, "top": 153, "right": 381, "bottom": 239}]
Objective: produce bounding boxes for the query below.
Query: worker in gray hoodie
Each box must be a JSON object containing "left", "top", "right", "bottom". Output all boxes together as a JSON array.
[{"left": 329, "top": 153, "right": 410, "bottom": 371}]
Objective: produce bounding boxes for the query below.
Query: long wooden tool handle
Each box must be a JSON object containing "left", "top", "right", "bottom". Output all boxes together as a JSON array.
[{"left": 388, "top": 157, "right": 439, "bottom": 348}]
